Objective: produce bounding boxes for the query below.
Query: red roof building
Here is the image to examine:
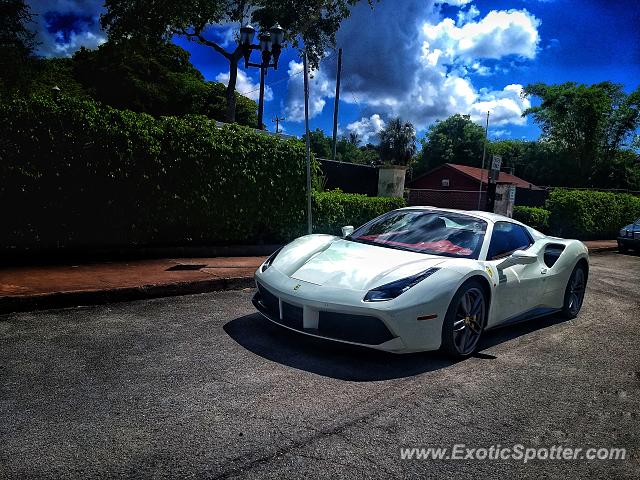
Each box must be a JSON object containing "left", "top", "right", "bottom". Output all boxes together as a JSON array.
[
  {"left": 408, "top": 163, "right": 540, "bottom": 190},
  {"left": 406, "top": 163, "right": 541, "bottom": 210}
]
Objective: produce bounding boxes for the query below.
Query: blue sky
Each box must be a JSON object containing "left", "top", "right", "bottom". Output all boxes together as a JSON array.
[{"left": 28, "top": 0, "right": 640, "bottom": 143}]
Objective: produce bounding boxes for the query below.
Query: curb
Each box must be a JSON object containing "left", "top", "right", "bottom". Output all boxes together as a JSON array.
[
  {"left": 0, "top": 277, "right": 255, "bottom": 315},
  {"left": 587, "top": 246, "right": 618, "bottom": 253}
]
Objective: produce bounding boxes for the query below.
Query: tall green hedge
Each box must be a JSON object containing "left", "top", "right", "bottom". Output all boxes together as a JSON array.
[
  {"left": 545, "top": 189, "right": 640, "bottom": 239},
  {"left": 513, "top": 206, "right": 550, "bottom": 233},
  {"left": 0, "top": 95, "right": 317, "bottom": 251},
  {"left": 313, "top": 190, "right": 406, "bottom": 236},
  {"left": 0, "top": 95, "right": 406, "bottom": 253}
]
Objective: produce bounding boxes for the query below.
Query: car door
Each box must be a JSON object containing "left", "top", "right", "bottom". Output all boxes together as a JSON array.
[{"left": 486, "top": 222, "right": 545, "bottom": 326}]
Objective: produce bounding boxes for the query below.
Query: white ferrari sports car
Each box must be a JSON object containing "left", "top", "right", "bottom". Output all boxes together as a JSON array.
[{"left": 253, "top": 207, "right": 589, "bottom": 358}]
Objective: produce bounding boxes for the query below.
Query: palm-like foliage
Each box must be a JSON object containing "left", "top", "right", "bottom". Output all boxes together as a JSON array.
[{"left": 379, "top": 117, "right": 416, "bottom": 166}]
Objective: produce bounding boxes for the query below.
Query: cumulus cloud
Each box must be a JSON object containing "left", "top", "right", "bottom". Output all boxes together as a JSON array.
[
  {"left": 215, "top": 69, "right": 273, "bottom": 102},
  {"left": 457, "top": 5, "right": 480, "bottom": 26},
  {"left": 27, "top": 0, "right": 106, "bottom": 57},
  {"left": 346, "top": 114, "right": 386, "bottom": 144},
  {"left": 284, "top": 60, "right": 335, "bottom": 121},
  {"left": 284, "top": 1, "right": 540, "bottom": 134},
  {"left": 468, "top": 84, "right": 531, "bottom": 125},
  {"left": 423, "top": 9, "right": 541, "bottom": 64},
  {"left": 444, "top": 0, "right": 474, "bottom": 5}
]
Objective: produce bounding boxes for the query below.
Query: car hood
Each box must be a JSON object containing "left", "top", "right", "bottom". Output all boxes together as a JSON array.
[{"left": 288, "top": 239, "right": 447, "bottom": 291}]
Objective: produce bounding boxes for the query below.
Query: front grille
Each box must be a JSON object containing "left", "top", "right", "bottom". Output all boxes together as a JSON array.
[
  {"left": 318, "top": 311, "right": 395, "bottom": 345},
  {"left": 256, "top": 282, "right": 279, "bottom": 317},
  {"left": 254, "top": 283, "right": 395, "bottom": 346},
  {"left": 281, "top": 302, "right": 303, "bottom": 330}
]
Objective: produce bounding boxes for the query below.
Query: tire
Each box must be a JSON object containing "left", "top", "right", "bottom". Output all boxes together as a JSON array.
[
  {"left": 441, "top": 279, "right": 487, "bottom": 359},
  {"left": 618, "top": 244, "right": 628, "bottom": 254},
  {"left": 560, "top": 263, "right": 587, "bottom": 319}
]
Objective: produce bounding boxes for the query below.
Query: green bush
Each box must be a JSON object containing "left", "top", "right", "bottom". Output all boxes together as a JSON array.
[
  {"left": 0, "top": 94, "right": 318, "bottom": 251},
  {"left": 545, "top": 189, "right": 640, "bottom": 239},
  {"left": 313, "top": 190, "right": 406, "bottom": 236},
  {"left": 513, "top": 206, "right": 551, "bottom": 233}
]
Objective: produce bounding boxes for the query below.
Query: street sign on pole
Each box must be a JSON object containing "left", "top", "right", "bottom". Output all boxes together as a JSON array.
[{"left": 491, "top": 155, "right": 502, "bottom": 171}]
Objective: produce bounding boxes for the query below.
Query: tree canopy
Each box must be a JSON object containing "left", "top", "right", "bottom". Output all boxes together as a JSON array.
[
  {"left": 101, "top": 0, "right": 373, "bottom": 122},
  {"left": 379, "top": 117, "right": 416, "bottom": 166},
  {"left": 302, "top": 128, "right": 380, "bottom": 164},
  {"left": 0, "top": 0, "right": 36, "bottom": 92},
  {"left": 2, "top": 34, "right": 258, "bottom": 127},
  {"left": 523, "top": 82, "right": 640, "bottom": 185},
  {"left": 415, "top": 114, "right": 485, "bottom": 175}
]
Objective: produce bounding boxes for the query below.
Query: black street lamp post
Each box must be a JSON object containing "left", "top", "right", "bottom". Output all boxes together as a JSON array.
[{"left": 239, "top": 23, "right": 285, "bottom": 130}]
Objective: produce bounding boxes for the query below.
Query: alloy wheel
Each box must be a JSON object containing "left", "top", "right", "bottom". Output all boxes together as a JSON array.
[
  {"left": 568, "top": 268, "right": 586, "bottom": 316},
  {"left": 452, "top": 287, "right": 486, "bottom": 355}
]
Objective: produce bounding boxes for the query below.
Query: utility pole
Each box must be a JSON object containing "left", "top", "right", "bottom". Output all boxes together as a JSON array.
[
  {"left": 476, "top": 111, "right": 490, "bottom": 210},
  {"left": 257, "top": 65, "right": 266, "bottom": 129},
  {"left": 331, "top": 48, "right": 343, "bottom": 161},
  {"left": 303, "top": 52, "right": 312, "bottom": 234},
  {"left": 272, "top": 115, "right": 285, "bottom": 134}
]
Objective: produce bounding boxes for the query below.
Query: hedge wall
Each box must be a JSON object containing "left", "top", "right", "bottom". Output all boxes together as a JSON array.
[
  {"left": 0, "top": 95, "right": 318, "bottom": 252},
  {"left": 513, "top": 206, "right": 550, "bottom": 233},
  {"left": 0, "top": 95, "right": 406, "bottom": 253},
  {"left": 545, "top": 189, "right": 640, "bottom": 239},
  {"left": 313, "top": 190, "right": 406, "bottom": 236}
]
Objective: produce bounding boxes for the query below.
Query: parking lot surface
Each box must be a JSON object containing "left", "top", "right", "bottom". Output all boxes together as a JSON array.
[{"left": 1, "top": 252, "right": 638, "bottom": 479}]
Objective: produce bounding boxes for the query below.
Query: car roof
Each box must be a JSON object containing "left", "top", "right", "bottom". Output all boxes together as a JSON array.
[{"left": 397, "top": 206, "right": 515, "bottom": 224}]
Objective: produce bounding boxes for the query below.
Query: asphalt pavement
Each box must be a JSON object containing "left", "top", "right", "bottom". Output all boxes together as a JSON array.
[{"left": 1, "top": 251, "right": 638, "bottom": 479}]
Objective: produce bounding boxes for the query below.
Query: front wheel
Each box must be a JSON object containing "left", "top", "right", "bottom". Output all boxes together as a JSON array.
[
  {"left": 441, "top": 280, "right": 487, "bottom": 359},
  {"left": 560, "top": 264, "right": 587, "bottom": 319}
]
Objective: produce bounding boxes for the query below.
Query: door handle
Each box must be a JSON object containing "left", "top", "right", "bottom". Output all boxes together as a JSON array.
[{"left": 541, "top": 268, "right": 548, "bottom": 275}]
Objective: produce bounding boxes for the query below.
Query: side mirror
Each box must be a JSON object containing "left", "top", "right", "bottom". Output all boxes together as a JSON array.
[
  {"left": 342, "top": 225, "right": 354, "bottom": 237},
  {"left": 496, "top": 250, "right": 537, "bottom": 270}
]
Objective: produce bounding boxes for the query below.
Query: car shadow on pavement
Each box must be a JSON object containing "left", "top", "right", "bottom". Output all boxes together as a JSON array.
[
  {"left": 479, "top": 313, "right": 571, "bottom": 351},
  {"left": 224, "top": 313, "right": 454, "bottom": 381},
  {"left": 224, "top": 312, "right": 572, "bottom": 382}
]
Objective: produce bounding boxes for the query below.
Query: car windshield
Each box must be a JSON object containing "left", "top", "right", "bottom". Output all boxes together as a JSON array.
[{"left": 348, "top": 210, "right": 487, "bottom": 259}]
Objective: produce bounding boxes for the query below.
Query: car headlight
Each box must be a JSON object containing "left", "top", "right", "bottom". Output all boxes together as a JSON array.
[
  {"left": 261, "top": 247, "right": 283, "bottom": 272},
  {"left": 363, "top": 268, "right": 440, "bottom": 302}
]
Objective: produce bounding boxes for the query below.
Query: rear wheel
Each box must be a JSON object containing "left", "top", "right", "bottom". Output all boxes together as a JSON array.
[
  {"left": 441, "top": 280, "right": 487, "bottom": 359},
  {"left": 561, "top": 264, "right": 587, "bottom": 319}
]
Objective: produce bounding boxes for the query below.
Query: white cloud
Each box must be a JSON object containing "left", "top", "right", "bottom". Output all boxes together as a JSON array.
[
  {"left": 457, "top": 5, "right": 480, "bottom": 25},
  {"left": 423, "top": 9, "right": 541, "bottom": 65},
  {"left": 283, "top": 60, "right": 334, "bottom": 121},
  {"left": 283, "top": 1, "right": 540, "bottom": 133},
  {"left": 492, "top": 129, "right": 511, "bottom": 138},
  {"left": 28, "top": 0, "right": 107, "bottom": 57},
  {"left": 51, "top": 29, "right": 105, "bottom": 56},
  {"left": 215, "top": 69, "right": 273, "bottom": 102},
  {"left": 468, "top": 84, "right": 530, "bottom": 125},
  {"left": 346, "top": 114, "right": 386, "bottom": 144},
  {"left": 444, "top": 0, "right": 474, "bottom": 5}
]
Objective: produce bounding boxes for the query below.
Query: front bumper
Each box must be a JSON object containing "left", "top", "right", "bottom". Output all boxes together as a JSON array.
[
  {"left": 252, "top": 266, "right": 457, "bottom": 353},
  {"left": 617, "top": 236, "right": 640, "bottom": 249}
]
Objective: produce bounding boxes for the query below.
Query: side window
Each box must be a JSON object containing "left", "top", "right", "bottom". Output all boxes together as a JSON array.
[{"left": 488, "top": 222, "right": 533, "bottom": 260}]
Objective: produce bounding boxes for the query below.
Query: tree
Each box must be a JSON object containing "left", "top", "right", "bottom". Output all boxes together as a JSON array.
[
  {"left": 379, "top": 117, "right": 416, "bottom": 166},
  {"left": 0, "top": 0, "right": 37, "bottom": 93},
  {"left": 303, "top": 128, "right": 332, "bottom": 158},
  {"left": 415, "top": 114, "right": 485, "bottom": 175},
  {"left": 101, "top": 0, "right": 371, "bottom": 123},
  {"left": 30, "top": 57, "right": 90, "bottom": 99},
  {"left": 54, "top": 39, "right": 258, "bottom": 126},
  {"left": 523, "top": 82, "right": 640, "bottom": 186}
]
